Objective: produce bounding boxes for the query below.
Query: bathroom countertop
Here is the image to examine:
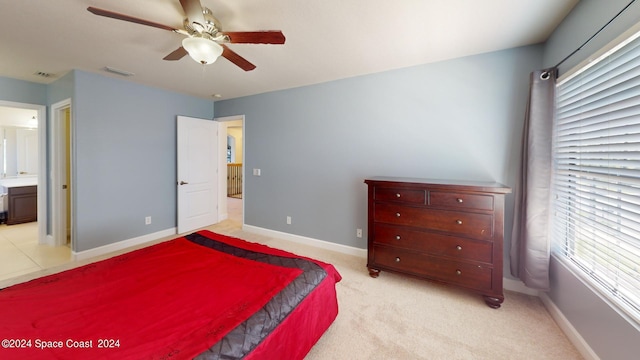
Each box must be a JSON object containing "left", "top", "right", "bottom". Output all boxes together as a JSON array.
[{"left": 0, "top": 177, "right": 38, "bottom": 188}]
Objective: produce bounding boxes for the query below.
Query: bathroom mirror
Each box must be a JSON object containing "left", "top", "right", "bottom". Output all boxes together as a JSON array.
[{"left": 0, "top": 106, "right": 39, "bottom": 178}]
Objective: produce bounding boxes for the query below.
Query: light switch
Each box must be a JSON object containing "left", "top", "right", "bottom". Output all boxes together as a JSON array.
[{"left": 253, "top": 168, "right": 261, "bottom": 176}]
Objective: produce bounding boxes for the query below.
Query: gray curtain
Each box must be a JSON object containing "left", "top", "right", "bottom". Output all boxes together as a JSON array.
[{"left": 510, "top": 68, "right": 557, "bottom": 291}]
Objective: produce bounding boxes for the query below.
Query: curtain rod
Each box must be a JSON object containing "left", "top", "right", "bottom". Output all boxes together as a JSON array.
[{"left": 553, "top": 0, "right": 637, "bottom": 69}]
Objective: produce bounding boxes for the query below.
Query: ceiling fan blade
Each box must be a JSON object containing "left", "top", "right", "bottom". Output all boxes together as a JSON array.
[
  {"left": 87, "top": 7, "right": 177, "bottom": 31},
  {"left": 163, "top": 46, "right": 188, "bottom": 61},
  {"left": 179, "top": 0, "right": 206, "bottom": 29},
  {"left": 221, "top": 45, "right": 256, "bottom": 71},
  {"left": 224, "top": 31, "right": 286, "bottom": 44}
]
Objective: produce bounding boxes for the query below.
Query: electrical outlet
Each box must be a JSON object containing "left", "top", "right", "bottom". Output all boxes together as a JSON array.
[
  {"left": 286, "top": 216, "right": 292, "bottom": 225},
  {"left": 145, "top": 216, "right": 151, "bottom": 225},
  {"left": 356, "top": 228, "right": 363, "bottom": 238}
]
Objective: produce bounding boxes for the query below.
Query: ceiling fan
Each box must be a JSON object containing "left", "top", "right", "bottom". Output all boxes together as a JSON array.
[{"left": 87, "top": 0, "right": 286, "bottom": 71}]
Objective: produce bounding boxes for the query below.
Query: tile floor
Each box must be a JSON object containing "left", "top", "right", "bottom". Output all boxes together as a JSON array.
[
  {"left": 0, "top": 222, "right": 72, "bottom": 283},
  {"left": 0, "top": 197, "right": 243, "bottom": 284}
]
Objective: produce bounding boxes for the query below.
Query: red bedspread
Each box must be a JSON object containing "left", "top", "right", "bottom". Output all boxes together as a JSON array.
[{"left": 0, "top": 237, "right": 303, "bottom": 359}]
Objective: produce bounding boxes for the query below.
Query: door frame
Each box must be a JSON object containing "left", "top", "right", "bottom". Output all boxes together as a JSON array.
[
  {"left": 214, "top": 115, "right": 244, "bottom": 224},
  {"left": 0, "top": 100, "right": 47, "bottom": 244},
  {"left": 51, "top": 98, "right": 72, "bottom": 247}
]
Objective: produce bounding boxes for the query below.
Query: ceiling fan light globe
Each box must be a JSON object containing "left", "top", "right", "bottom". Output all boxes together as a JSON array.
[{"left": 182, "top": 37, "right": 223, "bottom": 65}]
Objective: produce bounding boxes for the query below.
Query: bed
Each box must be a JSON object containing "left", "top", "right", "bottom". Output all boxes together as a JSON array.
[{"left": 0, "top": 230, "right": 342, "bottom": 359}]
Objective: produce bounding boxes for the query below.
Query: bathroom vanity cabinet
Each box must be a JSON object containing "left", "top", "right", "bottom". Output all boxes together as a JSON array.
[{"left": 6, "top": 185, "right": 37, "bottom": 225}]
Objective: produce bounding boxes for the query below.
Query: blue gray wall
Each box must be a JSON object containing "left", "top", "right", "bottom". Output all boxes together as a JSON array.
[
  {"left": 47, "top": 71, "right": 74, "bottom": 105},
  {"left": 71, "top": 70, "right": 213, "bottom": 251},
  {"left": 0, "top": 71, "right": 214, "bottom": 252},
  {"left": 215, "top": 45, "right": 543, "bottom": 280},
  {"left": 542, "top": 1, "right": 640, "bottom": 359},
  {"left": 0, "top": 76, "right": 46, "bottom": 104}
]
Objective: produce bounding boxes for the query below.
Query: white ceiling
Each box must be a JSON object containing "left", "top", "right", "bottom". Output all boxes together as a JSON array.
[{"left": 0, "top": 0, "right": 578, "bottom": 101}]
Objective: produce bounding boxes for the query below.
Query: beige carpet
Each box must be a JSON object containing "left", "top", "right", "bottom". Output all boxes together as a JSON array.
[{"left": 207, "top": 219, "right": 583, "bottom": 360}]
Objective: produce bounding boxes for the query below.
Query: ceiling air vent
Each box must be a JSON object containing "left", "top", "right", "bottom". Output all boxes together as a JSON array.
[
  {"left": 34, "top": 71, "right": 55, "bottom": 78},
  {"left": 104, "top": 66, "right": 134, "bottom": 77}
]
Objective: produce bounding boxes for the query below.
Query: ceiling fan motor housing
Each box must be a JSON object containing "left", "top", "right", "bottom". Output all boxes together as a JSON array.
[{"left": 184, "top": 7, "right": 228, "bottom": 41}]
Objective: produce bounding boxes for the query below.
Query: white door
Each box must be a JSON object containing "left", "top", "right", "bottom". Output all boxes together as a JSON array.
[{"left": 177, "top": 116, "right": 219, "bottom": 233}]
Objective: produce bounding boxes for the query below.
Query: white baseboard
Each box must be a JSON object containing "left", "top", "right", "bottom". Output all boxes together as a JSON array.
[
  {"left": 539, "top": 292, "right": 600, "bottom": 360},
  {"left": 243, "top": 225, "right": 368, "bottom": 258},
  {"left": 72, "top": 228, "right": 177, "bottom": 261},
  {"left": 44, "top": 234, "right": 55, "bottom": 246}
]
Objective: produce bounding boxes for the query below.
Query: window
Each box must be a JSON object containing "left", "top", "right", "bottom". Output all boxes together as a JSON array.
[
  {"left": 553, "top": 30, "right": 640, "bottom": 323},
  {"left": 227, "top": 135, "right": 236, "bottom": 163}
]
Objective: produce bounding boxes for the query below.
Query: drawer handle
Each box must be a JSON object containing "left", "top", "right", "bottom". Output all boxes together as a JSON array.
[
  {"left": 457, "top": 198, "right": 464, "bottom": 203},
  {"left": 395, "top": 235, "right": 401, "bottom": 240},
  {"left": 456, "top": 245, "right": 463, "bottom": 251},
  {"left": 456, "top": 269, "right": 462, "bottom": 275},
  {"left": 456, "top": 219, "right": 463, "bottom": 225},
  {"left": 395, "top": 257, "right": 401, "bottom": 263},
  {"left": 396, "top": 193, "right": 401, "bottom": 198},
  {"left": 396, "top": 212, "right": 401, "bottom": 217}
]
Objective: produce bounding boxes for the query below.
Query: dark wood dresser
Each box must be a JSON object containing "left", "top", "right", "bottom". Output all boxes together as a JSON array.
[{"left": 365, "top": 177, "right": 511, "bottom": 308}]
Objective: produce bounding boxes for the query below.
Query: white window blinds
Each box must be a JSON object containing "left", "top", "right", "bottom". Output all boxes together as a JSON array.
[{"left": 554, "top": 32, "right": 640, "bottom": 323}]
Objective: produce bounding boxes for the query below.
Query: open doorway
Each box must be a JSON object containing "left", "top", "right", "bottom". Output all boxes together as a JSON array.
[
  {"left": 0, "top": 101, "right": 73, "bottom": 283},
  {"left": 0, "top": 101, "right": 45, "bottom": 236},
  {"left": 51, "top": 99, "right": 72, "bottom": 247},
  {"left": 214, "top": 115, "right": 244, "bottom": 225}
]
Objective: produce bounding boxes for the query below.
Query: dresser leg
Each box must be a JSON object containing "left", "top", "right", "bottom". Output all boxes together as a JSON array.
[
  {"left": 483, "top": 295, "right": 504, "bottom": 309},
  {"left": 367, "top": 268, "right": 380, "bottom": 278}
]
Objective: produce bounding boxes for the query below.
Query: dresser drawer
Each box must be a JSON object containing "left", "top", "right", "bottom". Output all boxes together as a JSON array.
[
  {"left": 374, "top": 187, "right": 426, "bottom": 204},
  {"left": 374, "top": 203, "right": 494, "bottom": 240},
  {"left": 373, "top": 224, "right": 493, "bottom": 263},
  {"left": 430, "top": 191, "right": 494, "bottom": 211},
  {"left": 372, "top": 245, "right": 493, "bottom": 291}
]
